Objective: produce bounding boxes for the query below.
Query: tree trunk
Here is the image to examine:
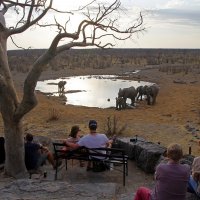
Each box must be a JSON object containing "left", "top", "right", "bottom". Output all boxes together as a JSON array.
[
  {"left": 0, "top": 30, "right": 26, "bottom": 177},
  {"left": 4, "top": 120, "right": 26, "bottom": 177}
]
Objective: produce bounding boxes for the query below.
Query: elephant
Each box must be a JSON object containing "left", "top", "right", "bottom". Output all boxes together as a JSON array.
[
  {"left": 145, "top": 84, "right": 159, "bottom": 105},
  {"left": 58, "top": 81, "right": 66, "bottom": 93},
  {"left": 118, "top": 86, "right": 137, "bottom": 107},
  {"left": 136, "top": 85, "right": 148, "bottom": 101},
  {"left": 115, "top": 97, "right": 126, "bottom": 110}
]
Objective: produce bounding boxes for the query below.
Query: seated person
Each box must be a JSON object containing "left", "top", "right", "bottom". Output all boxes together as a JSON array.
[
  {"left": 63, "top": 125, "right": 82, "bottom": 151},
  {"left": 24, "top": 133, "right": 60, "bottom": 170},
  {"left": 65, "top": 120, "right": 113, "bottom": 170},
  {"left": 63, "top": 125, "right": 84, "bottom": 167},
  {"left": 133, "top": 143, "right": 190, "bottom": 200},
  {"left": 188, "top": 156, "right": 200, "bottom": 197}
]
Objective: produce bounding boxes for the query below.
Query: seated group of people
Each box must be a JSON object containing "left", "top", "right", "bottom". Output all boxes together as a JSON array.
[
  {"left": 24, "top": 119, "right": 113, "bottom": 171},
  {"left": 133, "top": 143, "right": 200, "bottom": 200},
  {"left": 3, "top": 120, "right": 200, "bottom": 199}
]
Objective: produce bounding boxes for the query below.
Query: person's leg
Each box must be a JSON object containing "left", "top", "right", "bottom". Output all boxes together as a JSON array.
[
  {"left": 41, "top": 147, "right": 61, "bottom": 168},
  {"left": 46, "top": 151, "right": 56, "bottom": 167},
  {"left": 133, "top": 187, "right": 151, "bottom": 200},
  {"left": 36, "top": 154, "right": 48, "bottom": 169},
  {"left": 46, "top": 150, "right": 63, "bottom": 169}
]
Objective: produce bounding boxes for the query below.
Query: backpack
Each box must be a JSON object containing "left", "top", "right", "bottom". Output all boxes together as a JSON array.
[{"left": 92, "top": 161, "right": 109, "bottom": 172}]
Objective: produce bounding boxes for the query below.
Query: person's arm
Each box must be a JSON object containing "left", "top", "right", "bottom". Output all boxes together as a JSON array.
[
  {"left": 104, "top": 134, "right": 113, "bottom": 148},
  {"left": 65, "top": 140, "right": 80, "bottom": 149},
  {"left": 107, "top": 139, "right": 113, "bottom": 148},
  {"left": 39, "top": 143, "right": 50, "bottom": 153}
]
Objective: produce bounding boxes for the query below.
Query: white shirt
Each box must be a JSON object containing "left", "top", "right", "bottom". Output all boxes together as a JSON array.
[{"left": 78, "top": 133, "right": 109, "bottom": 148}]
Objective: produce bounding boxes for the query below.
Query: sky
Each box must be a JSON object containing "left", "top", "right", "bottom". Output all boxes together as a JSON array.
[{"left": 5, "top": 0, "right": 200, "bottom": 50}]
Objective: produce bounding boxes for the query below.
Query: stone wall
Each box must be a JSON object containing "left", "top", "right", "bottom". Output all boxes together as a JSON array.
[{"left": 115, "top": 137, "right": 194, "bottom": 174}]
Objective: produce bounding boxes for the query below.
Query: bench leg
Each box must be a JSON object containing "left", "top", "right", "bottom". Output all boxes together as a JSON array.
[
  {"left": 126, "top": 162, "right": 128, "bottom": 176},
  {"left": 54, "top": 159, "right": 58, "bottom": 180},
  {"left": 123, "top": 163, "right": 125, "bottom": 186}
]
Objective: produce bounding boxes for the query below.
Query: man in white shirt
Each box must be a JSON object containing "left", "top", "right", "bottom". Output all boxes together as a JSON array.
[
  {"left": 65, "top": 120, "right": 112, "bottom": 170},
  {"left": 66, "top": 120, "right": 111, "bottom": 149}
]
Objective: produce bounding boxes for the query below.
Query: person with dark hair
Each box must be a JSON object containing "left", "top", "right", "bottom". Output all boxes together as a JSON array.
[
  {"left": 62, "top": 125, "right": 81, "bottom": 151},
  {"left": 0, "top": 137, "right": 5, "bottom": 165},
  {"left": 133, "top": 143, "right": 190, "bottom": 200},
  {"left": 65, "top": 120, "right": 112, "bottom": 170},
  {"left": 63, "top": 125, "right": 84, "bottom": 167},
  {"left": 68, "top": 125, "right": 82, "bottom": 143},
  {"left": 24, "top": 133, "right": 59, "bottom": 170}
]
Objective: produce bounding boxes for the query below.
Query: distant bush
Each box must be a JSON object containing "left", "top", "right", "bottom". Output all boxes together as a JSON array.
[
  {"left": 8, "top": 49, "right": 200, "bottom": 73},
  {"left": 104, "top": 115, "right": 127, "bottom": 138},
  {"left": 46, "top": 108, "right": 60, "bottom": 122},
  {"left": 159, "top": 64, "right": 194, "bottom": 74}
]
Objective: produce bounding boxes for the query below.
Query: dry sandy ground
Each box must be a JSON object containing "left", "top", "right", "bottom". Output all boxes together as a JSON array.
[{"left": 1, "top": 65, "right": 200, "bottom": 156}]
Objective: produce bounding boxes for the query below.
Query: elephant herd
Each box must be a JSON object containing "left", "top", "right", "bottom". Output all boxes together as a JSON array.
[
  {"left": 56, "top": 80, "right": 159, "bottom": 110},
  {"left": 116, "top": 84, "right": 159, "bottom": 110}
]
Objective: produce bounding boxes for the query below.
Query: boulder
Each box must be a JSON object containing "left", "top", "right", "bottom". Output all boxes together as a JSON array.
[
  {"left": 180, "top": 154, "right": 195, "bottom": 166},
  {"left": 134, "top": 142, "right": 166, "bottom": 173},
  {"left": 116, "top": 137, "right": 166, "bottom": 173}
]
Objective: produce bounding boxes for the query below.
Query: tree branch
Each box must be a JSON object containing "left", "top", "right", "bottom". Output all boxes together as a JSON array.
[
  {"left": 12, "top": 0, "right": 145, "bottom": 119},
  {"left": 7, "top": 0, "right": 53, "bottom": 36}
]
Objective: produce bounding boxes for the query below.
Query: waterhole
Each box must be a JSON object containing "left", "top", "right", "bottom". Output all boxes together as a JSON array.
[{"left": 36, "top": 75, "right": 152, "bottom": 108}]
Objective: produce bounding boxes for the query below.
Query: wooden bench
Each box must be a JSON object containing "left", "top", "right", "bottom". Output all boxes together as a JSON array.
[{"left": 52, "top": 142, "right": 128, "bottom": 186}]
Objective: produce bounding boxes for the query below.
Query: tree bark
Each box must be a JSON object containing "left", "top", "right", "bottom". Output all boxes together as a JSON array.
[
  {"left": 0, "top": 28, "right": 26, "bottom": 177},
  {"left": 4, "top": 121, "right": 26, "bottom": 177}
]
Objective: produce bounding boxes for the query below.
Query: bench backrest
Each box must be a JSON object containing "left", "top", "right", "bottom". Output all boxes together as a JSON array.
[{"left": 52, "top": 142, "right": 127, "bottom": 161}]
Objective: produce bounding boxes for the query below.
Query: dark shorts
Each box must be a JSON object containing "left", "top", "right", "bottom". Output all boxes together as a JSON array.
[{"left": 36, "top": 153, "right": 48, "bottom": 168}]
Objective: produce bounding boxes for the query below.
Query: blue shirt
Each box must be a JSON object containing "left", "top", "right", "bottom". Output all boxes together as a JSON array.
[{"left": 25, "top": 142, "right": 40, "bottom": 170}]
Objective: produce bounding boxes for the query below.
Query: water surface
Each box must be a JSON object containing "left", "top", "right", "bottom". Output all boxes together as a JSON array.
[{"left": 36, "top": 75, "right": 152, "bottom": 108}]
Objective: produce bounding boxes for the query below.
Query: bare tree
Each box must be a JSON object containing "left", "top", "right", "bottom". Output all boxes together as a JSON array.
[{"left": 0, "top": 0, "right": 144, "bottom": 177}]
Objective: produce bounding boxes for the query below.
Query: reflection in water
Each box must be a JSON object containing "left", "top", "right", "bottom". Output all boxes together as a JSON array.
[{"left": 36, "top": 75, "right": 152, "bottom": 108}]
